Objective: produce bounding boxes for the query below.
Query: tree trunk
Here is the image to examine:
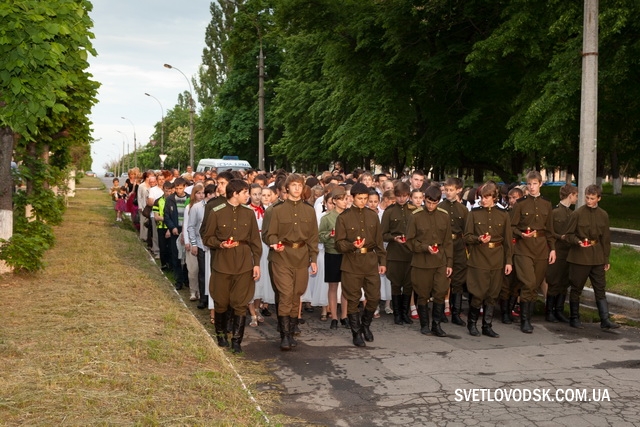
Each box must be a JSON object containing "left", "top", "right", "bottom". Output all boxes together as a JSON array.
[
  {"left": 0, "top": 127, "right": 15, "bottom": 272},
  {"left": 611, "top": 143, "right": 622, "bottom": 195}
]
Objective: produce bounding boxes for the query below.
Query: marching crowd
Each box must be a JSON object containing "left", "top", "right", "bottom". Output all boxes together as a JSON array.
[{"left": 110, "top": 166, "right": 619, "bottom": 353}]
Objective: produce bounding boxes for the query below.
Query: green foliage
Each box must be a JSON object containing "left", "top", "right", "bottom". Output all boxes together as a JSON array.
[{"left": 0, "top": 220, "right": 54, "bottom": 272}]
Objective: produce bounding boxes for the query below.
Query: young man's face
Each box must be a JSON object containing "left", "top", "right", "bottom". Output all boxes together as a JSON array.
[
  {"left": 425, "top": 198, "right": 439, "bottom": 212},
  {"left": 568, "top": 192, "right": 578, "bottom": 205},
  {"left": 287, "top": 181, "right": 304, "bottom": 200},
  {"left": 250, "top": 187, "right": 262, "bottom": 205},
  {"left": 481, "top": 194, "right": 496, "bottom": 208},
  {"left": 443, "top": 185, "right": 458, "bottom": 202},
  {"left": 411, "top": 192, "right": 425, "bottom": 207},
  {"left": 376, "top": 176, "right": 388, "bottom": 190},
  {"left": 367, "top": 194, "right": 380, "bottom": 211},
  {"left": 526, "top": 179, "right": 541, "bottom": 197},
  {"left": 216, "top": 178, "right": 229, "bottom": 197},
  {"left": 508, "top": 193, "right": 520, "bottom": 207},
  {"left": 235, "top": 188, "right": 250, "bottom": 205},
  {"left": 174, "top": 184, "right": 186, "bottom": 197},
  {"left": 352, "top": 193, "right": 369, "bottom": 209},
  {"left": 163, "top": 187, "right": 172, "bottom": 198},
  {"left": 360, "top": 175, "right": 374, "bottom": 188},
  {"left": 396, "top": 193, "right": 410, "bottom": 206},
  {"left": 410, "top": 173, "right": 424, "bottom": 190},
  {"left": 585, "top": 193, "right": 600, "bottom": 208}
]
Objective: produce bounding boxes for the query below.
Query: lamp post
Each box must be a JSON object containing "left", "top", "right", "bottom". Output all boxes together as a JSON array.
[
  {"left": 121, "top": 117, "right": 137, "bottom": 168},
  {"left": 116, "top": 130, "right": 130, "bottom": 170},
  {"left": 144, "top": 92, "right": 165, "bottom": 168},
  {"left": 163, "top": 63, "right": 195, "bottom": 169}
]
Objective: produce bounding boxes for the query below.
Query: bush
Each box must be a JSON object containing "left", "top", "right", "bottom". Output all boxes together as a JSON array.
[{"left": 0, "top": 221, "right": 54, "bottom": 272}]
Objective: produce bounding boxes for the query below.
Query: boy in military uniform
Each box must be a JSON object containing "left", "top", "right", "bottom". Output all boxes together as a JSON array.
[
  {"left": 264, "top": 174, "right": 318, "bottom": 351},
  {"left": 565, "top": 185, "right": 619, "bottom": 330},
  {"left": 499, "top": 186, "right": 523, "bottom": 324},
  {"left": 438, "top": 177, "right": 469, "bottom": 326},
  {"left": 464, "top": 182, "right": 512, "bottom": 337},
  {"left": 335, "top": 183, "right": 387, "bottom": 347},
  {"left": 202, "top": 179, "right": 262, "bottom": 353},
  {"left": 545, "top": 184, "right": 578, "bottom": 323},
  {"left": 381, "top": 181, "right": 415, "bottom": 325},
  {"left": 510, "top": 171, "right": 556, "bottom": 333},
  {"left": 405, "top": 186, "right": 453, "bottom": 337}
]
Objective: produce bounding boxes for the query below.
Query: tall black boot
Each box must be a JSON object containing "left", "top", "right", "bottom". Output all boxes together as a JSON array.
[
  {"left": 596, "top": 299, "right": 620, "bottom": 330},
  {"left": 279, "top": 316, "right": 292, "bottom": 351},
  {"left": 231, "top": 315, "right": 246, "bottom": 353},
  {"left": 569, "top": 301, "right": 583, "bottom": 329},
  {"left": 391, "top": 295, "right": 403, "bottom": 325},
  {"left": 214, "top": 311, "right": 229, "bottom": 347},
  {"left": 361, "top": 309, "right": 375, "bottom": 342},
  {"left": 400, "top": 294, "right": 413, "bottom": 324},
  {"left": 417, "top": 304, "right": 430, "bottom": 335},
  {"left": 481, "top": 304, "right": 500, "bottom": 338},
  {"left": 500, "top": 299, "right": 512, "bottom": 324},
  {"left": 289, "top": 317, "right": 299, "bottom": 347},
  {"left": 450, "top": 293, "right": 466, "bottom": 326},
  {"left": 226, "top": 307, "right": 234, "bottom": 334},
  {"left": 554, "top": 293, "right": 570, "bottom": 323},
  {"left": 545, "top": 295, "right": 558, "bottom": 322},
  {"left": 467, "top": 306, "right": 480, "bottom": 336},
  {"left": 348, "top": 313, "right": 366, "bottom": 347},
  {"left": 520, "top": 301, "right": 533, "bottom": 333},
  {"left": 431, "top": 303, "right": 447, "bottom": 337},
  {"left": 441, "top": 301, "right": 449, "bottom": 323}
]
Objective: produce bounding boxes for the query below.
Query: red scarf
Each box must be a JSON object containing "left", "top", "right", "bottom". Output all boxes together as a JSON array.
[{"left": 250, "top": 203, "right": 264, "bottom": 219}]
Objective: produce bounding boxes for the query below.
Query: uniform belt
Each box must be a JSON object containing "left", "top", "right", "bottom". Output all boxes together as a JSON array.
[
  {"left": 486, "top": 242, "right": 503, "bottom": 249},
  {"left": 282, "top": 241, "right": 305, "bottom": 249},
  {"left": 452, "top": 233, "right": 462, "bottom": 240},
  {"left": 355, "top": 247, "right": 369, "bottom": 254}
]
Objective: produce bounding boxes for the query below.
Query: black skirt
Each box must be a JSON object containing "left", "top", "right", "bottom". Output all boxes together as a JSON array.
[{"left": 324, "top": 252, "right": 343, "bottom": 283}]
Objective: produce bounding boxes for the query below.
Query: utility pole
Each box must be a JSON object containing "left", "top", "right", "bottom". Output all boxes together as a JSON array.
[
  {"left": 258, "top": 42, "right": 265, "bottom": 171},
  {"left": 578, "top": 0, "right": 598, "bottom": 207}
]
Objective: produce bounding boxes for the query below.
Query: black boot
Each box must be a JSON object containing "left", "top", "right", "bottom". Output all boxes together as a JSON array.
[
  {"left": 417, "top": 304, "right": 430, "bottom": 335},
  {"left": 545, "top": 295, "right": 558, "bottom": 322},
  {"left": 569, "top": 301, "right": 584, "bottom": 329},
  {"left": 431, "top": 303, "right": 447, "bottom": 337},
  {"left": 481, "top": 305, "right": 500, "bottom": 338},
  {"left": 400, "top": 294, "right": 413, "bottom": 324},
  {"left": 500, "top": 299, "right": 512, "bottom": 324},
  {"left": 226, "top": 307, "right": 234, "bottom": 334},
  {"left": 348, "top": 313, "right": 366, "bottom": 347},
  {"left": 467, "top": 306, "right": 480, "bottom": 336},
  {"left": 450, "top": 293, "right": 466, "bottom": 326},
  {"left": 231, "top": 315, "right": 246, "bottom": 353},
  {"left": 214, "top": 311, "right": 229, "bottom": 347},
  {"left": 554, "top": 293, "right": 570, "bottom": 323},
  {"left": 361, "top": 309, "right": 375, "bottom": 342},
  {"left": 279, "top": 316, "right": 292, "bottom": 351},
  {"left": 520, "top": 301, "right": 533, "bottom": 333},
  {"left": 596, "top": 299, "right": 620, "bottom": 330},
  {"left": 289, "top": 317, "right": 299, "bottom": 347},
  {"left": 391, "top": 295, "right": 403, "bottom": 325}
]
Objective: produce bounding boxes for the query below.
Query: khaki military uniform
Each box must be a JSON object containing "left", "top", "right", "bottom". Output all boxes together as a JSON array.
[
  {"left": 261, "top": 200, "right": 284, "bottom": 305},
  {"left": 335, "top": 205, "right": 386, "bottom": 314},
  {"left": 510, "top": 195, "right": 556, "bottom": 302},
  {"left": 381, "top": 202, "right": 414, "bottom": 295},
  {"left": 545, "top": 203, "right": 574, "bottom": 296},
  {"left": 405, "top": 207, "right": 453, "bottom": 305},
  {"left": 203, "top": 203, "right": 262, "bottom": 316},
  {"left": 464, "top": 206, "right": 512, "bottom": 308},
  {"left": 566, "top": 205, "right": 611, "bottom": 302},
  {"left": 438, "top": 199, "right": 468, "bottom": 294},
  {"left": 264, "top": 199, "right": 318, "bottom": 318}
]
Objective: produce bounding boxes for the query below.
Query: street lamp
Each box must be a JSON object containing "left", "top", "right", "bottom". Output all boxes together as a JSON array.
[
  {"left": 164, "top": 63, "right": 195, "bottom": 169},
  {"left": 144, "top": 92, "right": 165, "bottom": 168},
  {"left": 116, "top": 130, "right": 130, "bottom": 170},
  {"left": 121, "top": 116, "right": 137, "bottom": 168}
]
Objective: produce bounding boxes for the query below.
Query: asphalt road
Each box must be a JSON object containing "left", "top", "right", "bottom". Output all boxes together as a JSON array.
[{"left": 243, "top": 308, "right": 640, "bottom": 426}]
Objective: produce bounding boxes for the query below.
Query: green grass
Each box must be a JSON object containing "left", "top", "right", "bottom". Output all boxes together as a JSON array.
[
  {"left": 606, "top": 245, "right": 640, "bottom": 300},
  {"left": 540, "top": 184, "right": 640, "bottom": 229}
]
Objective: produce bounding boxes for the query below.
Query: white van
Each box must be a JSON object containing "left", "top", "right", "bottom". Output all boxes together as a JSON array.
[{"left": 196, "top": 158, "right": 252, "bottom": 172}]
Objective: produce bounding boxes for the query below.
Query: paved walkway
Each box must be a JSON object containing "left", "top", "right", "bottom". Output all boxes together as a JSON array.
[{"left": 243, "top": 306, "right": 640, "bottom": 426}]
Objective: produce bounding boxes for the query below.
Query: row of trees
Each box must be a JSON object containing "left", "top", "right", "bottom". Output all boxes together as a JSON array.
[
  {"left": 134, "top": 0, "right": 640, "bottom": 186},
  {"left": 0, "top": 0, "right": 98, "bottom": 271}
]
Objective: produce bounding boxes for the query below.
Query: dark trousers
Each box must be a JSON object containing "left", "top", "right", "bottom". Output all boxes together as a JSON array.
[
  {"left": 341, "top": 271, "right": 381, "bottom": 314},
  {"left": 169, "top": 228, "right": 185, "bottom": 285},
  {"left": 197, "top": 247, "right": 206, "bottom": 303},
  {"left": 157, "top": 227, "right": 171, "bottom": 268},
  {"left": 569, "top": 263, "right": 607, "bottom": 302}
]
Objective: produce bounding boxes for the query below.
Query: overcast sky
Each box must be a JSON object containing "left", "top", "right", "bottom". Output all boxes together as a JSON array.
[{"left": 88, "top": 0, "right": 211, "bottom": 173}]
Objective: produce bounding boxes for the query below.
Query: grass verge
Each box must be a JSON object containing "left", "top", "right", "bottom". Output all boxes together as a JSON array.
[{"left": 0, "top": 177, "right": 279, "bottom": 426}]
